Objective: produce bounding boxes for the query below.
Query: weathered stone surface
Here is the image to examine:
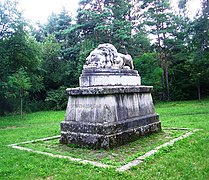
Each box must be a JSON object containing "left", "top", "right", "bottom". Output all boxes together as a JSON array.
[
  {"left": 60, "top": 121, "right": 161, "bottom": 149},
  {"left": 64, "top": 90, "right": 155, "bottom": 123},
  {"left": 84, "top": 43, "right": 134, "bottom": 70},
  {"left": 60, "top": 85, "right": 161, "bottom": 149},
  {"left": 67, "top": 85, "right": 152, "bottom": 95},
  {"left": 79, "top": 69, "right": 141, "bottom": 87},
  {"left": 61, "top": 114, "right": 159, "bottom": 135}
]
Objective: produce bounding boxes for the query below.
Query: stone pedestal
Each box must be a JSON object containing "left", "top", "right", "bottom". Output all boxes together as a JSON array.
[
  {"left": 80, "top": 69, "right": 141, "bottom": 87},
  {"left": 60, "top": 85, "right": 161, "bottom": 149}
]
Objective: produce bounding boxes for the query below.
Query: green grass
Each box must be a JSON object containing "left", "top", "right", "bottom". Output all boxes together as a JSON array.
[
  {"left": 21, "top": 129, "right": 188, "bottom": 167},
  {"left": 0, "top": 100, "right": 209, "bottom": 179}
]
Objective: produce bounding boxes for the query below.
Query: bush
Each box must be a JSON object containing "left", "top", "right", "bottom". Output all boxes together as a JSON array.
[{"left": 45, "top": 86, "right": 68, "bottom": 110}]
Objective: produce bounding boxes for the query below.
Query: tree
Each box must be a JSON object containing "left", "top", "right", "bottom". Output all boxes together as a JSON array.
[
  {"left": 33, "top": 9, "right": 83, "bottom": 110},
  {"left": 77, "top": 0, "right": 147, "bottom": 55},
  {"left": 104, "top": 0, "right": 133, "bottom": 52},
  {"left": 77, "top": 0, "right": 111, "bottom": 43},
  {"left": 41, "top": 34, "right": 62, "bottom": 89},
  {"left": 43, "top": 9, "right": 81, "bottom": 86},
  {"left": 190, "top": 0, "right": 209, "bottom": 100},
  {"left": 6, "top": 69, "right": 31, "bottom": 117},
  {"left": 1, "top": 29, "right": 44, "bottom": 114},
  {"left": 0, "top": 1, "right": 44, "bottom": 115},
  {"left": 0, "top": 0, "right": 24, "bottom": 39},
  {"left": 134, "top": 53, "right": 162, "bottom": 100},
  {"left": 45, "top": 86, "right": 67, "bottom": 110},
  {"left": 139, "top": 0, "right": 178, "bottom": 100},
  {"left": 166, "top": 14, "right": 194, "bottom": 100},
  {"left": 76, "top": 39, "right": 95, "bottom": 77}
]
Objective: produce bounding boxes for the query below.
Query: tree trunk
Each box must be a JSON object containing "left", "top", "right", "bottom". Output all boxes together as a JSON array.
[
  {"left": 96, "top": 0, "right": 103, "bottom": 13},
  {"left": 20, "top": 97, "right": 23, "bottom": 118},
  {"left": 154, "top": 0, "right": 165, "bottom": 101},
  {"left": 161, "top": 20, "right": 170, "bottom": 100},
  {"left": 197, "top": 79, "right": 201, "bottom": 101},
  {"left": 158, "top": 37, "right": 166, "bottom": 101},
  {"left": 19, "top": 88, "right": 24, "bottom": 118},
  {"left": 161, "top": 69, "right": 165, "bottom": 100},
  {"left": 156, "top": 26, "right": 165, "bottom": 100},
  {"left": 164, "top": 45, "right": 170, "bottom": 101}
]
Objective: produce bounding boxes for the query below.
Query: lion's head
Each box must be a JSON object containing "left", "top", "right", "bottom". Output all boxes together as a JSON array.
[{"left": 86, "top": 49, "right": 107, "bottom": 68}]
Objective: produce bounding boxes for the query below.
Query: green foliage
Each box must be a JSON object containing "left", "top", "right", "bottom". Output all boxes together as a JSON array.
[
  {"left": 42, "top": 34, "right": 61, "bottom": 61},
  {"left": 45, "top": 86, "right": 68, "bottom": 110},
  {"left": 4, "top": 68, "right": 32, "bottom": 116},
  {"left": 175, "top": 0, "right": 209, "bottom": 100},
  {"left": 134, "top": 53, "right": 162, "bottom": 100},
  {"left": 5, "top": 68, "right": 31, "bottom": 99},
  {"left": 42, "top": 9, "right": 80, "bottom": 87},
  {"left": 190, "top": 0, "right": 209, "bottom": 95},
  {"left": 7, "top": 30, "right": 42, "bottom": 100},
  {"left": 77, "top": 9, "right": 111, "bottom": 43},
  {"left": 77, "top": 39, "right": 96, "bottom": 77},
  {"left": 0, "top": 1, "right": 44, "bottom": 114},
  {"left": 41, "top": 34, "right": 79, "bottom": 89},
  {"left": 131, "top": 31, "right": 151, "bottom": 56},
  {"left": 0, "top": 0, "right": 24, "bottom": 39},
  {"left": 141, "top": 0, "right": 179, "bottom": 100}
]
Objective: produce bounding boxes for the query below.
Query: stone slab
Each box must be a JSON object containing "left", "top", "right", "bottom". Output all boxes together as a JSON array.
[
  {"left": 79, "top": 69, "right": 141, "bottom": 87},
  {"left": 64, "top": 91, "right": 155, "bottom": 123},
  {"left": 66, "top": 85, "right": 153, "bottom": 95},
  {"left": 81, "top": 68, "right": 139, "bottom": 74},
  {"left": 60, "top": 121, "right": 161, "bottom": 149},
  {"left": 61, "top": 114, "right": 159, "bottom": 135}
]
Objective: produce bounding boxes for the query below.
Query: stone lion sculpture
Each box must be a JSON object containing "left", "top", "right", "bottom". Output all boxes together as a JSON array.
[
  {"left": 116, "top": 53, "right": 134, "bottom": 69},
  {"left": 84, "top": 43, "right": 134, "bottom": 70},
  {"left": 85, "top": 48, "right": 111, "bottom": 68}
]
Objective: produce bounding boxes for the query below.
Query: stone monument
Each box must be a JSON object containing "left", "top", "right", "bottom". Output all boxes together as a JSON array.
[{"left": 60, "top": 43, "right": 161, "bottom": 149}]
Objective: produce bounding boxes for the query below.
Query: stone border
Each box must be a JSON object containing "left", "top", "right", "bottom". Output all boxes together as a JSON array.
[
  {"left": 8, "top": 135, "right": 60, "bottom": 146},
  {"left": 8, "top": 135, "right": 111, "bottom": 169},
  {"left": 8, "top": 128, "right": 200, "bottom": 171},
  {"left": 117, "top": 128, "right": 200, "bottom": 171}
]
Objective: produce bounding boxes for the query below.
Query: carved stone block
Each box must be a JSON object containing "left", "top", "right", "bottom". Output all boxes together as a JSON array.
[{"left": 60, "top": 86, "right": 161, "bottom": 149}]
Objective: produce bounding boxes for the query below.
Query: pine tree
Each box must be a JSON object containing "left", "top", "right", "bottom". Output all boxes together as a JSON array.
[
  {"left": 139, "top": 0, "right": 178, "bottom": 100},
  {"left": 191, "top": 0, "right": 209, "bottom": 100}
]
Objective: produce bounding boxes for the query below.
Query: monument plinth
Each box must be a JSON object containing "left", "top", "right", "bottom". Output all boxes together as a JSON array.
[
  {"left": 80, "top": 69, "right": 141, "bottom": 87},
  {"left": 60, "top": 43, "right": 161, "bottom": 149}
]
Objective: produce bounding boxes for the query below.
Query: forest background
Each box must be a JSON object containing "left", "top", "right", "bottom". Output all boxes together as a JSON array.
[{"left": 0, "top": 0, "right": 209, "bottom": 115}]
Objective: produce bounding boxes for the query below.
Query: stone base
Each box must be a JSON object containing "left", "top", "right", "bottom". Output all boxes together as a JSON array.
[
  {"left": 60, "top": 115, "right": 161, "bottom": 149},
  {"left": 60, "top": 85, "right": 161, "bottom": 149},
  {"left": 79, "top": 69, "right": 141, "bottom": 87}
]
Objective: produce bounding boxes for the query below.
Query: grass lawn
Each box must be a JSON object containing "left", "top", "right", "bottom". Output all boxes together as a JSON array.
[{"left": 0, "top": 99, "right": 209, "bottom": 179}]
